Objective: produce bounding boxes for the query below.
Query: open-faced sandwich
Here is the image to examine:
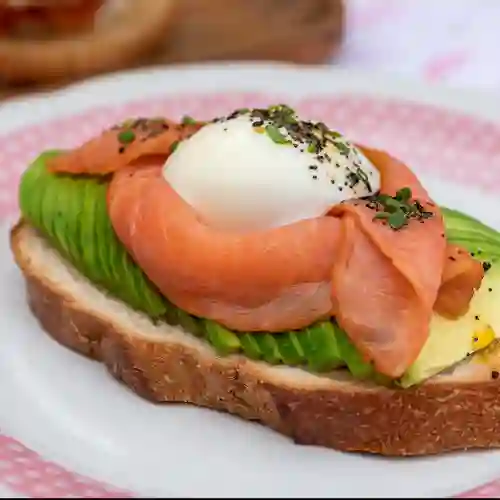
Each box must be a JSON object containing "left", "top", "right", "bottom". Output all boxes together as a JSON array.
[{"left": 10, "top": 104, "right": 500, "bottom": 456}]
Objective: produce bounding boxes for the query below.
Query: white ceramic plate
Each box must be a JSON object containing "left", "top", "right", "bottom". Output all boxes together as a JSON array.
[{"left": 1, "top": 64, "right": 500, "bottom": 498}]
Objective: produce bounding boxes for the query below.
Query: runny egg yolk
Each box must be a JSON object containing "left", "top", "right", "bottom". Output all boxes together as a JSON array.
[
  {"left": 163, "top": 105, "right": 381, "bottom": 232},
  {"left": 472, "top": 324, "right": 496, "bottom": 351}
]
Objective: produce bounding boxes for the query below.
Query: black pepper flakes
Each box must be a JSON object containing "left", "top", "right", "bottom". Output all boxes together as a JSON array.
[
  {"left": 215, "top": 104, "right": 380, "bottom": 197},
  {"left": 492, "top": 370, "right": 500, "bottom": 380}
]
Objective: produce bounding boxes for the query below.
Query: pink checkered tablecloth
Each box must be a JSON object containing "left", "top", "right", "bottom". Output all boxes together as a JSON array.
[{"left": 339, "top": 0, "right": 500, "bottom": 91}]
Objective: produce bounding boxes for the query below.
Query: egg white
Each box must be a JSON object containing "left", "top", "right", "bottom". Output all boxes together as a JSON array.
[{"left": 163, "top": 111, "right": 380, "bottom": 232}]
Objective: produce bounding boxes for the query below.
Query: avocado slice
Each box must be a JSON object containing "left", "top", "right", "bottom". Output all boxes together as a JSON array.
[
  {"left": 240, "top": 333, "right": 262, "bottom": 360},
  {"left": 442, "top": 207, "right": 500, "bottom": 261},
  {"left": 94, "top": 178, "right": 116, "bottom": 287},
  {"left": 50, "top": 177, "right": 75, "bottom": 260},
  {"left": 306, "top": 321, "right": 344, "bottom": 372},
  {"left": 163, "top": 300, "right": 181, "bottom": 326},
  {"left": 19, "top": 151, "right": 52, "bottom": 230},
  {"left": 442, "top": 207, "right": 500, "bottom": 241},
  {"left": 335, "top": 323, "right": 374, "bottom": 380},
  {"left": 255, "top": 334, "right": 281, "bottom": 364},
  {"left": 64, "top": 176, "right": 85, "bottom": 267},
  {"left": 18, "top": 152, "right": 168, "bottom": 318},
  {"left": 204, "top": 320, "right": 241, "bottom": 356},
  {"left": 445, "top": 237, "right": 500, "bottom": 261},
  {"left": 400, "top": 262, "right": 500, "bottom": 387},
  {"left": 277, "top": 331, "right": 306, "bottom": 366},
  {"left": 39, "top": 169, "right": 60, "bottom": 246},
  {"left": 80, "top": 179, "right": 103, "bottom": 283},
  {"left": 176, "top": 310, "right": 204, "bottom": 337}
]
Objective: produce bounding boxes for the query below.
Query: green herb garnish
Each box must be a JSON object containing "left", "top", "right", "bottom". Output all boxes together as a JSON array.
[
  {"left": 171, "top": 141, "right": 179, "bottom": 152},
  {"left": 371, "top": 187, "right": 434, "bottom": 230},
  {"left": 265, "top": 124, "right": 289, "bottom": 144},
  {"left": 354, "top": 166, "right": 371, "bottom": 192},
  {"left": 395, "top": 187, "right": 412, "bottom": 202},
  {"left": 181, "top": 115, "right": 197, "bottom": 125},
  {"left": 328, "top": 130, "right": 343, "bottom": 139},
  {"left": 389, "top": 211, "right": 407, "bottom": 229},
  {"left": 117, "top": 129, "right": 136, "bottom": 144},
  {"left": 334, "top": 141, "right": 350, "bottom": 157}
]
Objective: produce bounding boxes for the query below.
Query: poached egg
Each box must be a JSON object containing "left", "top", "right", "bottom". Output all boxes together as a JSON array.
[{"left": 163, "top": 105, "right": 381, "bottom": 231}]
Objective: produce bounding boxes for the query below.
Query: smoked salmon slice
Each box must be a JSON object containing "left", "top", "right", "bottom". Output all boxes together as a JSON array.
[
  {"left": 107, "top": 146, "right": 483, "bottom": 378},
  {"left": 109, "top": 161, "right": 344, "bottom": 332},
  {"left": 435, "top": 244, "right": 484, "bottom": 319},
  {"left": 47, "top": 117, "right": 204, "bottom": 175},
  {"left": 329, "top": 147, "right": 482, "bottom": 376}
]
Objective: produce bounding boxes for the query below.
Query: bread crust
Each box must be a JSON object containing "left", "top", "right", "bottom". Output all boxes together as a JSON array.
[{"left": 10, "top": 220, "right": 500, "bottom": 456}]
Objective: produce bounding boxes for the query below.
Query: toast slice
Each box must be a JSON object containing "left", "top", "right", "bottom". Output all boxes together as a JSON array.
[{"left": 10, "top": 219, "right": 500, "bottom": 456}]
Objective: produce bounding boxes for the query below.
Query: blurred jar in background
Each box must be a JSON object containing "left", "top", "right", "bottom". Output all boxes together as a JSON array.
[
  {"left": 0, "top": 0, "right": 104, "bottom": 37},
  {"left": 0, "top": 0, "right": 175, "bottom": 85}
]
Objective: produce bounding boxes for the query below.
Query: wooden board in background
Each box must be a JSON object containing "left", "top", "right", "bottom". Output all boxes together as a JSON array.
[{"left": 0, "top": 0, "right": 344, "bottom": 99}]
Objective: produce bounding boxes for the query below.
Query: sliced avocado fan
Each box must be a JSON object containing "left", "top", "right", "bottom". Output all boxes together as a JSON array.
[
  {"left": 441, "top": 207, "right": 500, "bottom": 262},
  {"left": 19, "top": 151, "right": 167, "bottom": 317}
]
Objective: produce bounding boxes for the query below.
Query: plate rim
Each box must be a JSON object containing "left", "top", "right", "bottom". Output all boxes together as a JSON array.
[
  {"left": 1, "top": 62, "right": 500, "bottom": 134},
  {"left": 1, "top": 63, "right": 500, "bottom": 498}
]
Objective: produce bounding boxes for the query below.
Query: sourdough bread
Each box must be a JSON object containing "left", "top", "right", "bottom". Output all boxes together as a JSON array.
[{"left": 10, "top": 220, "right": 500, "bottom": 456}]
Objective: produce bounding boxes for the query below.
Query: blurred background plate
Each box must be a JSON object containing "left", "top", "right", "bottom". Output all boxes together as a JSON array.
[
  {"left": 0, "top": 0, "right": 344, "bottom": 90},
  {"left": 2, "top": 0, "right": 500, "bottom": 98}
]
